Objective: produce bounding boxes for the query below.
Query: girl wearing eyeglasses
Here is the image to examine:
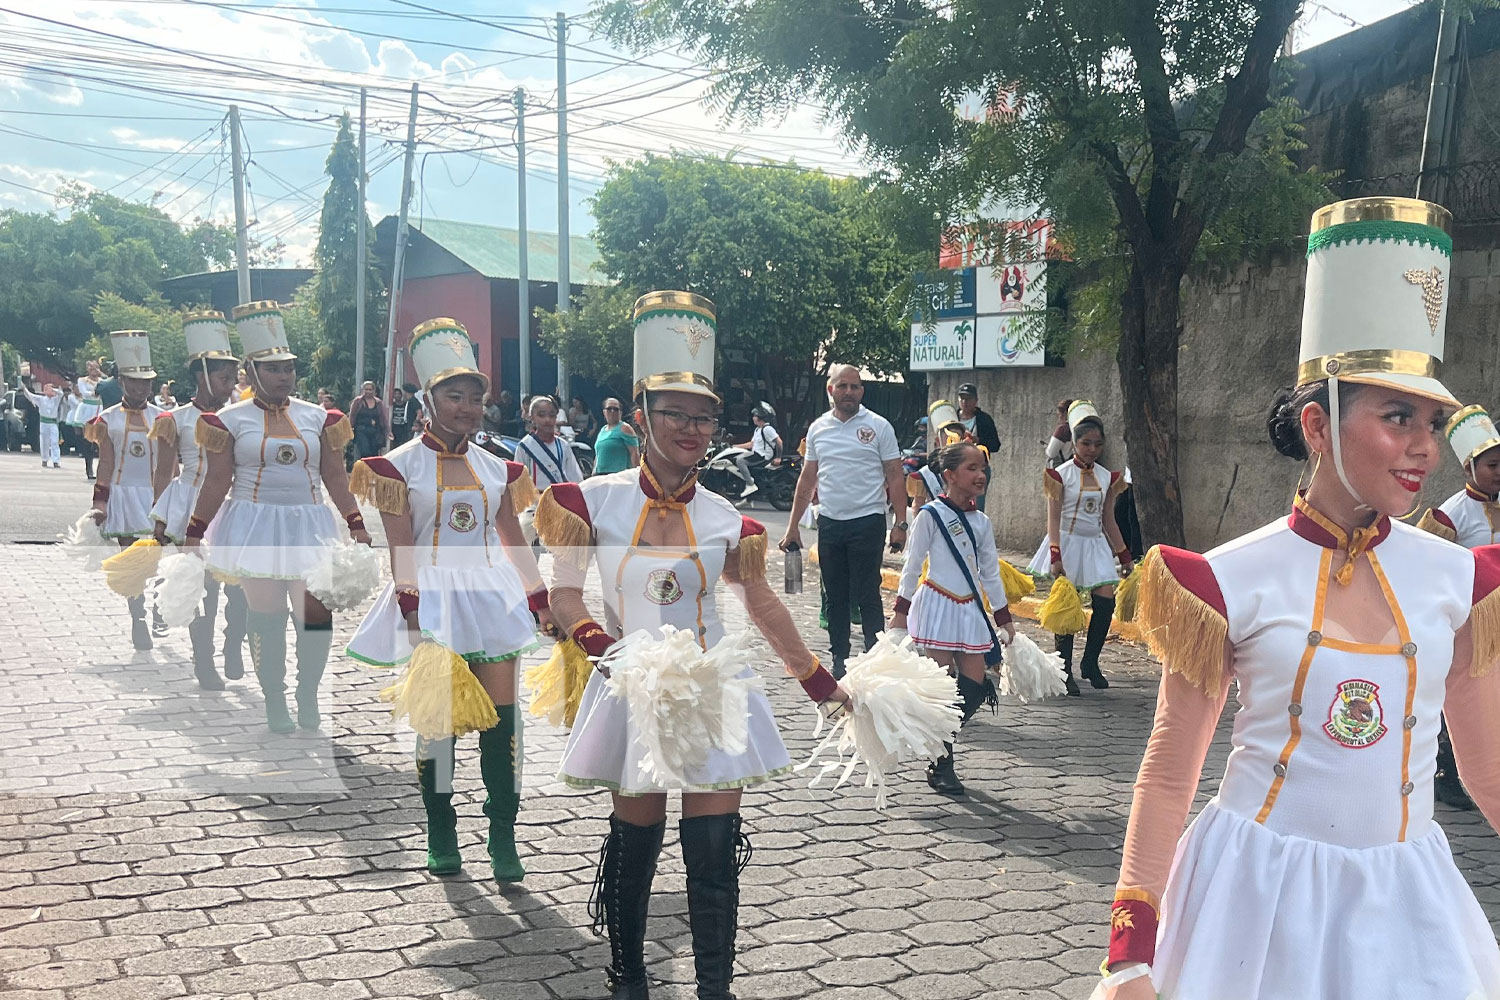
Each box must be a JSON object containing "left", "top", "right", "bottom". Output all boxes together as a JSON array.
[{"left": 535, "top": 291, "right": 848, "bottom": 1000}]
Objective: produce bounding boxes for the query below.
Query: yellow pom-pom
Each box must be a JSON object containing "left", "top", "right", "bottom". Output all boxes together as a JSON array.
[
  {"left": 209, "top": 568, "right": 240, "bottom": 586},
  {"left": 1037, "top": 576, "right": 1087, "bottom": 635},
  {"left": 380, "top": 640, "right": 499, "bottom": 740},
  {"left": 1115, "top": 567, "right": 1140, "bottom": 622},
  {"left": 101, "top": 538, "right": 163, "bottom": 598},
  {"left": 998, "top": 559, "right": 1036, "bottom": 603},
  {"left": 524, "top": 638, "right": 594, "bottom": 728}
]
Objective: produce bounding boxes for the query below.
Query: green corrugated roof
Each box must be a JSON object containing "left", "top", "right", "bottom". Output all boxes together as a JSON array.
[{"left": 410, "top": 218, "right": 607, "bottom": 282}]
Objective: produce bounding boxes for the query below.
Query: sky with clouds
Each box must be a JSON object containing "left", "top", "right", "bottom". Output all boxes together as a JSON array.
[{"left": 0, "top": 0, "right": 1416, "bottom": 268}]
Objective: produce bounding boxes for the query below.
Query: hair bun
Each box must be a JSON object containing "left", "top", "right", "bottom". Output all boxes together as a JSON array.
[{"left": 1267, "top": 386, "right": 1309, "bottom": 461}]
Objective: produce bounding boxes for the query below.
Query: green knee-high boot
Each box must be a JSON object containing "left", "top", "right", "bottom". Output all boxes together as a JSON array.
[
  {"left": 479, "top": 704, "right": 525, "bottom": 882},
  {"left": 294, "top": 618, "right": 334, "bottom": 731},
  {"left": 247, "top": 609, "right": 292, "bottom": 733},
  {"left": 417, "top": 736, "right": 461, "bottom": 874}
]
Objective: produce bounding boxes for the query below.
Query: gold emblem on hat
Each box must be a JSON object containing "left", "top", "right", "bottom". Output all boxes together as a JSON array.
[
  {"left": 671, "top": 320, "right": 712, "bottom": 358},
  {"left": 444, "top": 333, "right": 469, "bottom": 357},
  {"left": 1404, "top": 266, "right": 1445, "bottom": 334}
]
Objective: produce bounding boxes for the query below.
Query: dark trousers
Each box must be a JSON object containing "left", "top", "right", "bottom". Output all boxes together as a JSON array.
[
  {"left": 391, "top": 423, "right": 414, "bottom": 448},
  {"left": 354, "top": 426, "right": 384, "bottom": 459},
  {"left": 817, "top": 512, "right": 886, "bottom": 659},
  {"left": 1115, "top": 487, "right": 1144, "bottom": 560}
]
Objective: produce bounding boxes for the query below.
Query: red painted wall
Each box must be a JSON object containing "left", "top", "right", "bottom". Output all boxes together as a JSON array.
[{"left": 393, "top": 273, "right": 494, "bottom": 389}]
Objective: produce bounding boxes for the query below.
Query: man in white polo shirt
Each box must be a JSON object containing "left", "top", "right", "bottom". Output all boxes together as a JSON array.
[{"left": 781, "top": 364, "right": 904, "bottom": 678}]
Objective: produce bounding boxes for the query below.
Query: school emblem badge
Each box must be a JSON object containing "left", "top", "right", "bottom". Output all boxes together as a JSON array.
[
  {"left": 1324, "top": 678, "right": 1388, "bottom": 748},
  {"left": 1082, "top": 494, "right": 1100, "bottom": 515},
  {"left": 128, "top": 441, "right": 146, "bottom": 458},
  {"left": 644, "top": 568, "right": 683, "bottom": 606},
  {"left": 274, "top": 444, "right": 297, "bottom": 466},
  {"left": 447, "top": 501, "right": 477, "bottom": 533},
  {"left": 856, "top": 426, "right": 876, "bottom": 445}
]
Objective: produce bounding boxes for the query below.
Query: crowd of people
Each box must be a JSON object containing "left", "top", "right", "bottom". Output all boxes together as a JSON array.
[{"left": 44, "top": 195, "right": 1500, "bottom": 1000}]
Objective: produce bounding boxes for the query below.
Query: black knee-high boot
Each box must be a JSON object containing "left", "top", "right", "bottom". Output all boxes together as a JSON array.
[
  {"left": 247, "top": 609, "right": 292, "bottom": 733},
  {"left": 222, "top": 584, "right": 247, "bottom": 680},
  {"left": 1055, "top": 633, "right": 1080, "bottom": 695},
  {"left": 1079, "top": 593, "right": 1115, "bottom": 689},
  {"left": 590, "top": 815, "right": 666, "bottom": 999},
  {"left": 928, "top": 674, "right": 998, "bottom": 797},
  {"left": 293, "top": 619, "right": 333, "bottom": 730},
  {"left": 127, "top": 595, "right": 151, "bottom": 651},
  {"left": 681, "top": 814, "right": 749, "bottom": 1000},
  {"left": 189, "top": 574, "right": 224, "bottom": 690},
  {"left": 417, "top": 736, "right": 460, "bottom": 874}
]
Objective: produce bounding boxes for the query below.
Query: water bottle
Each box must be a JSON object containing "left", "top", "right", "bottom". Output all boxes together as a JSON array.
[{"left": 784, "top": 542, "right": 803, "bottom": 594}]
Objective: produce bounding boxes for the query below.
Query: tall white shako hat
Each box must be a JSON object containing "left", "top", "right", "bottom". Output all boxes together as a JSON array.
[
  {"left": 409, "top": 317, "right": 488, "bottom": 393},
  {"left": 182, "top": 310, "right": 237, "bottom": 363},
  {"left": 632, "top": 290, "right": 718, "bottom": 401},
  {"left": 1446, "top": 405, "right": 1500, "bottom": 468},
  {"left": 232, "top": 301, "right": 296, "bottom": 363},
  {"left": 1067, "top": 399, "right": 1101, "bottom": 434},
  {"left": 1298, "top": 197, "right": 1457, "bottom": 502},
  {"left": 928, "top": 399, "right": 963, "bottom": 442},
  {"left": 109, "top": 330, "right": 156, "bottom": 380}
]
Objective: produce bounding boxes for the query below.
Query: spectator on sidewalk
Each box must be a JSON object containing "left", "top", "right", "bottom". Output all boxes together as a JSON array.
[
  {"left": 566, "top": 395, "right": 597, "bottom": 444},
  {"left": 780, "top": 363, "right": 905, "bottom": 678},
  {"left": 516, "top": 395, "right": 583, "bottom": 488},
  {"left": 591, "top": 397, "right": 639, "bottom": 475},
  {"left": 956, "top": 381, "right": 1000, "bottom": 510},
  {"left": 390, "top": 384, "right": 421, "bottom": 448},
  {"left": 348, "top": 381, "right": 389, "bottom": 459},
  {"left": 1044, "top": 397, "right": 1074, "bottom": 468},
  {"left": 482, "top": 391, "right": 504, "bottom": 435}
]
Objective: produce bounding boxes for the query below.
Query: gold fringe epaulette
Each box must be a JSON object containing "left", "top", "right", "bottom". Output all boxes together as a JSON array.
[
  {"left": 737, "top": 531, "right": 768, "bottom": 582},
  {"left": 323, "top": 415, "right": 354, "bottom": 452},
  {"left": 147, "top": 414, "right": 177, "bottom": 446},
  {"left": 1472, "top": 586, "right": 1500, "bottom": 677},
  {"left": 1417, "top": 509, "right": 1458, "bottom": 543},
  {"left": 534, "top": 487, "right": 591, "bottom": 571},
  {"left": 906, "top": 474, "right": 926, "bottom": 501},
  {"left": 83, "top": 420, "right": 107, "bottom": 446},
  {"left": 194, "top": 418, "right": 232, "bottom": 453},
  {"left": 509, "top": 466, "right": 539, "bottom": 515},
  {"left": 1136, "top": 546, "right": 1229, "bottom": 696},
  {"left": 1043, "top": 472, "right": 1062, "bottom": 502},
  {"left": 349, "top": 461, "right": 409, "bottom": 516}
]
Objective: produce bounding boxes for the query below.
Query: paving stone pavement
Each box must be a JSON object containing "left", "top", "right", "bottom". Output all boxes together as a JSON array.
[{"left": 3, "top": 540, "right": 1500, "bottom": 1000}]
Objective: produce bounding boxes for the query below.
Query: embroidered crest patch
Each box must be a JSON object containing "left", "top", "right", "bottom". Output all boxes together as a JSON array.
[
  {"left": 856, "top": 426, "right": 876, "bottom": 445},
  {"left": 1324, "top": 678, "right": 1388, "bottom": 748},
  {"left": 128, "top": 441, "right": 146, "bottom": 458},
  {"left": 644, "top": 568, "right": 683, "bottom": 606},
  {"left": 274, "top": 444, "right": 298, "bottom": 466},
  {"left": 1082, "top": 494, "right": 1100, "bottom": 515},
  {"left": 447, "top": 501, "right": 477, "bottom": 532}
]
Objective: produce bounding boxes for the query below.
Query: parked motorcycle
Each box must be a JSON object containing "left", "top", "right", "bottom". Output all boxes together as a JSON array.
[
  {"left": 473, "top": 429, "right": 594, "bottom": 478},
  {"left": 699, "top": 445, "right": 800, "bottom": 510}
]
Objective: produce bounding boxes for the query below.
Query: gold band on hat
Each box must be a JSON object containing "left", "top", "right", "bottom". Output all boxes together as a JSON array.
[
  {"left": 411, "top": 317, "right": 467, "bottom": 342},
  {"left": 1311, "top": 197, "right": 1452, "bottom": 234},
  {"left": 244, "top": 347, "right": 296, "bottom": 361},
  {"left": 633, "top": 290, "right": 716, "bottom": 325},
  {"left": 1297, "top": 349, "right": 1440, "bottom": 386},
  {"left": 183, "top": 310, "right": 227, "bottom": 323},
  {"left": 1446, "top": 405, "right": 1500, "bottom": 466},
  {"left": 633, "top": 371, "right": 719, "bottom": 399},
  {"left": 110, "top": 330, "right": 149, "bottom": 340},
  {"left": 232, "top": 300, "right": 282, "bottom": 322},
  {"left": 423, "top": 366, "right": 489, "bottom": 393}
]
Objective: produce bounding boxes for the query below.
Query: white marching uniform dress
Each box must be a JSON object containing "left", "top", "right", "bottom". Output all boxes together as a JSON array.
[
  {"left": 898, "top": 498, "right": 1008, "bottom": 654},
  {"left": 200, "top": 397, "right": 345, "bottom": 580},
  {"left": 88, "top": 403, "right": 164, "bottom": 538},
  {"left": 1121, "top": 508, "right": 1500, "bottom": 999},
  {"left": 149, "top": 402, "right": 214, "bottom": 544},
  {"left": 346, "top": 435, "right": 540, "bottom": 667},
  {"left": 553, "top": 470, "right": 791, "bottom": 794},
  {"left": 1027, "top": 457, "right": 1126, "bottom": 588},
  {"left": 69, "top": 378, "right": 102, "bottom": 428},
  {"left": 1428, "top": 487, "right": 1500, "bottom": 549}
]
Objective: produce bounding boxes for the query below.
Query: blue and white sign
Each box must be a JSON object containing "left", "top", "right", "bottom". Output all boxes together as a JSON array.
[
  {"left": 974, "top": 314, "right": 1045, "bottom": 367},
  {"left": 910, "top": 318, "right": 977, "bottom": 370},
  {"left": 912, "top": 268, "right": 977, "bottom": 321}
]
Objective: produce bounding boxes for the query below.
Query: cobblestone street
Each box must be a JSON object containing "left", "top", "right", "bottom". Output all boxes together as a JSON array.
[{"left": 3, "top": 464, "right": 1500, "bottom": 999}]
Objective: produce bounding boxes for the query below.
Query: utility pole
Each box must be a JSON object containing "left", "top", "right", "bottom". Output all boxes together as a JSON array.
[
  {"left": 354, "top": 87, "right": 368, "bottom": 392},
  {"left": 228, "top": 105, "right": 251, "bottom": 305},
  {"left": 554, "top": 10, "right": 570, "bottom": 402},
  {"left": 384, "top": 83, "right": 419, "bottom": 408},
  {"left": 1416, "top": 1, "right": 1462, "bottom": 204},
  {"left": 515, "top": 86, "right": 531, "bottom": 398}
]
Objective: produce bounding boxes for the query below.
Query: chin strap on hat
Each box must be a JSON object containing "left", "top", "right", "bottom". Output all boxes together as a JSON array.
[{"left": 1326, "top": 375, "right": 1373, "bottom": 513}]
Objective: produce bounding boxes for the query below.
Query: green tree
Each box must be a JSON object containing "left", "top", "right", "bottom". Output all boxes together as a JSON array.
[
  {"left": 538, "top": 154, "right": 920, "bottom": 422},
  {"left": 601, "top": 0, "right": 1330, "bottom": 546},
  {"left": 302, "top": 113, "right": 387, "bottom": 405}
]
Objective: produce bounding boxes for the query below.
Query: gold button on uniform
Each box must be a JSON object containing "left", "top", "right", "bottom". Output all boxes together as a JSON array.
[
  {"left": 1307, "top": 631, "right": 1323, "bottom": 646},
  {"left": 1401, "top": 781, "right": 1415, "bottom": 796},
  {"left": 1288, "top": 703, "right": 1303, "bottom": 717},
  {"left": 1273, "top": 763, "right": 1287, "bottom": 777},
  {"left": 1404, "top": 715, "right": 1417, "bottom": 730},
  {"left": 1401, "top": 641, "right": 1418, "bottom": 657}
]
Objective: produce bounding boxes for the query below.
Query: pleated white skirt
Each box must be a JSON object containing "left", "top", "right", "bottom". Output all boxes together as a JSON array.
[
  {"left": 204, "top": 499, "right": 339, "bottom": 581},
  {"left": 101, "top": 485, "right": 155, "bottom": 539},
  {"left": 346, "top": 564, "right": 539, "bottom": 667}
]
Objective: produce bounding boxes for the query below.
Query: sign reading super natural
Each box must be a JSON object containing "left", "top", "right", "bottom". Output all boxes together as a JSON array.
[{"left": 910, "top": 317, "right": 976, "bottom": 370}]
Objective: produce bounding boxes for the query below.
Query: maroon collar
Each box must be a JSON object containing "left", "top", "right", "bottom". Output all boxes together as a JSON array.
[
  {"left": 253, "top": 396, "right": 289, "bottom": 412},
  {"left": 640, "top": 463, "right": 696, "bottom": 503},
  {"left": 192, "top": 397, "right": 217, "bottom": 413},
  {"left": 1287, "top": 492, "right": 1391, "bottom": 551},
  {"left": 421, "top": 431, "right": 469, "bottom": 456},
  {"left": 939, "top": 493, "right": 977, "bottom": 513},
  {"left": 1466, "top": 483, "right": 1498, "bottom": 503}
]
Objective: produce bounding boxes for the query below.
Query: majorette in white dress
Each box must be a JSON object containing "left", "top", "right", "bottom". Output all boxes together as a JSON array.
[
  {"left": 86, "top": 402, "right": 164, "bottom": 538},
  {"left": 1421, "top": 406, "right": 1500, "bottom": 549},
  {"left": 1027, "top": 456, "right": 1127, "bottom": 588},
  {"left": 196, "top": 396, "right": 352, "bottom": 580},
  {"left": 897, "top": 497, "right": 1010, "bottom": 654},
  {"left": 540, "top": 468, "right": 791, "bottom": 794},
  {"left": 150, "top": 401, "right": 215, "bottom": 543},
  {"left": 346, "top": 433, "right": 541, "bottom": 667},
  {"left": 1116, "top": 504, "right": 1500, "bottom": 999}
]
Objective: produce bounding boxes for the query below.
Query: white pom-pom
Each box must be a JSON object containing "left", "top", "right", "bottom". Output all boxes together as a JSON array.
[
  {"left": 600, "top": 627, "right": 765, "bottom": 788},
  {"left": 1000, "top": 632, "right": 1069, "bottom": 703},
  {"left": 797, "top": 631, "right": 962, "bottom": 810},
  {"left": 60, "top": 513, "right": 111, "bottom": 571},
  {"left": 148, "top": 552, "right": 207, "bottom": 628},
  {"left": 304, "top": 537, "right": 385, "bottom": 611}
]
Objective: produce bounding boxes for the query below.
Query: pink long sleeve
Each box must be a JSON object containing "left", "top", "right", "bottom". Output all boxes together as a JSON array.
[{"left": 723, "top": 556, "right": 837, "bottom": 702}]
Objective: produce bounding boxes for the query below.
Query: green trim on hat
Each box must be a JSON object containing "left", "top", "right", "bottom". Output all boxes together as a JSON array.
[
  {"left": 1447, "top": 406, "right": 1491, "bottom": 443},
  {"left": 1306, "top": 219, "right": 1452, "bottom": 258},
  {"left": 633, "top": 307, "right": 718, "bottom": 331},
  {"left": 408, "top": 324, "right": 472, "bottom": 355}
]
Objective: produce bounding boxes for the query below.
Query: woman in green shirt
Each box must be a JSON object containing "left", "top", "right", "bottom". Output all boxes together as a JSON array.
[{"left": 591, "top": 396, "right": 640, "bottom": 475}]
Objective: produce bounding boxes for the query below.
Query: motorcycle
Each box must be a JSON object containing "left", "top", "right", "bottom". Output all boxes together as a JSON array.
[
  {"left": 699, "top": 445, "right": 800, "bottom": 510},
  {"left": 472, "top": 428, "right": 594, "bottom": 478}
]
